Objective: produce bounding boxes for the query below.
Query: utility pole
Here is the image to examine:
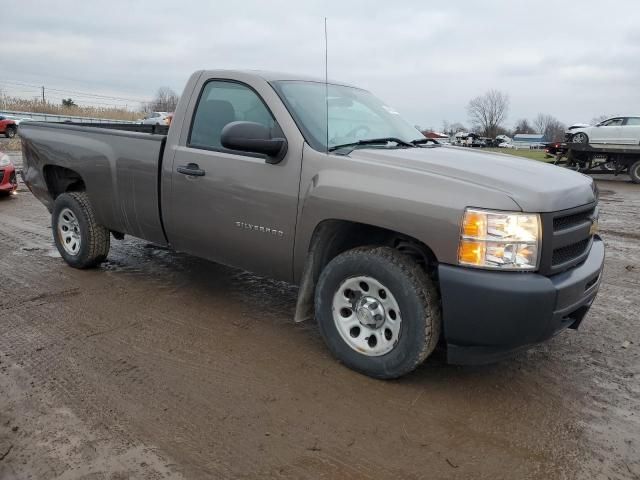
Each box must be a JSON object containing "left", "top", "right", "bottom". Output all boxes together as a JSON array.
[{"left": 42, "top": 86, "right": 45, "bottom": 103}]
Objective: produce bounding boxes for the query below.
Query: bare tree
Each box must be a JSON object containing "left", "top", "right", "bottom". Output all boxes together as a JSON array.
[
  {"left": 546, "top": 121, "right": 567, "bottom": 142},
  {"left": 591, "top": 114, "right": 610, "bottom": 125},
  {"left": 534, "top": 113, "right": 566, "bottom": 142},
  {"left": 467, "top": 89, "right": 509, "bottom": 138},
  {"left": 145, "top": 87, "right": 180, "bottom": 113},
  {"left": 449, "top": 122, "right": 467, "bottom": 134},
  {"left": 513, "top": 118, "right": 535, "bottom": 135}
]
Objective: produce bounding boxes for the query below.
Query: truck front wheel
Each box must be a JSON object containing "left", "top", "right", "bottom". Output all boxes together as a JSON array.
[
  {"left": 315, "top": 246, "right": 441, "bottom": 379},
  {"left": 52, "top": 192, "right": 110, "bottom": 268}
]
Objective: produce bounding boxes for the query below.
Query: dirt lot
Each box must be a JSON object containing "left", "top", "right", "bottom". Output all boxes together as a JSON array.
[{"left": 0, "top": 153, "right": 638, "bottom": 480}]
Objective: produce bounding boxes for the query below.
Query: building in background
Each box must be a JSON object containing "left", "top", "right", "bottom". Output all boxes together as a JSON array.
[{"left": 421, "top": 130, "right": 450, "bottom": 144}]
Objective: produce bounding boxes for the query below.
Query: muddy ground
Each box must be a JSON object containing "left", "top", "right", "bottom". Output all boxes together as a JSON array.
[{"left": 0, "top": 153, "right": 638, "bottom": 479}]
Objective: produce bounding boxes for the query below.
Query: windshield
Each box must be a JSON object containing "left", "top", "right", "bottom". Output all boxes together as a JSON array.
[{"left": 272, "top": 81, "right": 424, "bottom": 152}]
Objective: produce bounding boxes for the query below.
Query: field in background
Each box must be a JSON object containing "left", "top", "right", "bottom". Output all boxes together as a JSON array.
[
  {"left": 1, "top": 98, "right": 141, "bottom": 122},
  {"left": 484, "top": 147, "right": 551, "bottom": 162}
]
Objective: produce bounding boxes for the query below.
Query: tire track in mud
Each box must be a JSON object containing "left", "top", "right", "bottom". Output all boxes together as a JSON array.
[{"left": 0, "top": 360, "right": 184, "bottom": 480}]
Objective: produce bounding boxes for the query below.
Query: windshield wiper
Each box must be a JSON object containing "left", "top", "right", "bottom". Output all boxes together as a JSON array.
[{"left": 329, "top": 137, "right": 414, "bottom": 152}]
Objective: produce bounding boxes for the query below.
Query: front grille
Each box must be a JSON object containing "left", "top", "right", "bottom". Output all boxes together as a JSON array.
[
  {"left": 0, "top": 169, "right": 4, "bottom": 183},
  {"left": 553, "top": 208, "right": 595, "bottom": 231},
  {"left": 552, "top": 239, "right": 590, "bottom": 266},
  {"left": 539, "top": 203, "right": 597, "bottom": 275}
]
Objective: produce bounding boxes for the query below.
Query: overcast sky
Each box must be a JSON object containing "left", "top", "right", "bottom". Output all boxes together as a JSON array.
[{"left": 2, "top": 0, "right": 639, "bottom": 130}]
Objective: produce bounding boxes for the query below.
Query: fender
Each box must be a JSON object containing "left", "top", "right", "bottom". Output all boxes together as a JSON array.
[{"left": 292, "top": 144, "right": 521, "bottom": 321}]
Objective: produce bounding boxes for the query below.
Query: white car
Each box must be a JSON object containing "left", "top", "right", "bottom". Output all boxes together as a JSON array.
[
  {"left": 498, "top": 142, "right": 514, "bottom": 148},
  {"left": 141, "top": 112, "right": 170, "bottom": 125},
  {"left": 569, "top": 116, "right": 640, "bottom": 145}
]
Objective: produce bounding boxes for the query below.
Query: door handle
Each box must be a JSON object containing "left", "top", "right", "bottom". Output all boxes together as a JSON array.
[{"left": 177, "top": 163, "right": 205, "bottom": 177}]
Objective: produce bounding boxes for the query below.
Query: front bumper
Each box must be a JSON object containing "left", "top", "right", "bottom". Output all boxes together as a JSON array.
[
  {"left": 0, "top": 165, "right": 18, "bottom": 193},
  {"left": 439, "top": 237, "right": 604, "bottom": 365}
]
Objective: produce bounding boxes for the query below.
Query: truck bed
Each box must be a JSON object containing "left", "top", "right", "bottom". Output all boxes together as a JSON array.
[
  {"left": 19, "top": 121, "right": 169, "bottom": 245},
  {"left": 59, "top": 122, "right": 170, "bottom": 136}
]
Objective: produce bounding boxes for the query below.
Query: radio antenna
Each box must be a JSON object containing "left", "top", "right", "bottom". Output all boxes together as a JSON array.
[{"left": 324, "top": 17, "right": 329, "bottom": 153}]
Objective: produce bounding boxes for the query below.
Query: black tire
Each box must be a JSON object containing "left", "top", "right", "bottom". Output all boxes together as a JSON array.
[
  {"left": 5, "top": 126, "right": 17, "bottom": 138},
  {"left": 599, "top": 161, "right": 616, "bottom": 171},
  {"left": 571, "top": 132, "right": 589, "bottom": 144},
  {"left": 52, "top": 192, "right": 110, "bottom": 268},
  {"left": 630, "top": 160, "right": 640, "bottom": 184},
  {"left": 315, "top": 246, "right": 441, "bottom": 379}
]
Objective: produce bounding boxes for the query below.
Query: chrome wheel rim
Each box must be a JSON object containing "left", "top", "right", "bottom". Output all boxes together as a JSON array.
[
  {"left": 332, "top": 275, "right": 402, "bottom": 356},
  {"left": 573, "top": 133, "right": 587, "bottom": 143},
  {"left": 58, "top": 208, "right": 81, "bottom": 255}
]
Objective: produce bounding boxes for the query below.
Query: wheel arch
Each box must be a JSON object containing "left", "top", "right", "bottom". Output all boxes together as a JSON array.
[
  {"left": 293, "top": 218, "right": 438, "bottom": 323},
  {"left": 43, "top": 165, "right": 86, "bottom": 200}
]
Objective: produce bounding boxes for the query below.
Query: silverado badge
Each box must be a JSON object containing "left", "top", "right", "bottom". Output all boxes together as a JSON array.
[{"left": 235, "top": 221, "right": 284, "bottom": 238}]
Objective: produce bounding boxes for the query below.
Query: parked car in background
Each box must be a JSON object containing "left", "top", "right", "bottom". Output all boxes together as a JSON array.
[
  {"left": 568, "top": 116, "right": 640, "bottom": 145},
  {"left": 0, "top": 116, "right": 18, "bottom": 138},
  {"left": 141, "top": 112, "right": 171, "bottom": 125},
  {"left": 0, "top": 152, "right": 18, "bottom": 195},
  {"left": 498, "top": 142, "right": 514, "bottom": 148},
  {"left": 3, "top": 115, "right": 32, "bottom": 126}
]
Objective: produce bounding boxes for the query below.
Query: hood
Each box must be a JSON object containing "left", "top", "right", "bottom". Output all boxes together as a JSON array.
[
  {"left": 566, "top": 123, "right": 591, "bottom": 131},
  {"left": 349, "top": 146, "right": 595, "bottom": 212}
]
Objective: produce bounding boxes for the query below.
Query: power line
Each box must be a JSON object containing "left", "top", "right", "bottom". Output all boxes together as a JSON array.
[
  {"left": 0, "top": 85, "right": 139, "bottom": 108},
  {"left": 1, "top": 91, "right": 137, "bottom": 109},
  {"left": 0, "top": 79, "right": 151, "bottom": 103}
]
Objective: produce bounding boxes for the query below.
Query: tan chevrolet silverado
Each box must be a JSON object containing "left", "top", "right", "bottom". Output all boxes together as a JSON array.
[{"left": 19, "top": 70, "right": 604, "bottom": 379}]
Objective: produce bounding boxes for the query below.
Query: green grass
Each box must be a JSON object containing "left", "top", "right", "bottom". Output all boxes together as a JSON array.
[{"left": 483, "top": 147, "right": 552, "bottom": 162}]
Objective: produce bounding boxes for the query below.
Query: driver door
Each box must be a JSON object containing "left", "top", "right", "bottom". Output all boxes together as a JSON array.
[{"left": 164, "top": 79, "right": 302, "bottom": 281}]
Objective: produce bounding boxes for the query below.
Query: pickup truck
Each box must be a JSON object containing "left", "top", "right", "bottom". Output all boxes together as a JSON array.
[{"left": 20, "top": 70, "right": 605, "bottom": 379}]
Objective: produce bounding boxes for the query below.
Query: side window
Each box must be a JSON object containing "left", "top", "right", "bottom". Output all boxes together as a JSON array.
[
  {"left": 602, "top": 118, "right": 623, "bottom": 127},
  {"left": 624, "top": 117, "right": 640, "bottom": 126},
  {"left": 189, "top": 80, "right": 278, "bottom": 150}
]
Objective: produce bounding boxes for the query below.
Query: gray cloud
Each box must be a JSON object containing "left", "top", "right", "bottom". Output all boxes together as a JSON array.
[{"left": 2, "top": 0, "right": 639, "bottom": 128}]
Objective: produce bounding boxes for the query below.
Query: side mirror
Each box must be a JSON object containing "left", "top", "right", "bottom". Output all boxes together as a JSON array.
[{"left": 221, "top": 121, "right": 288, "bottom": 164}]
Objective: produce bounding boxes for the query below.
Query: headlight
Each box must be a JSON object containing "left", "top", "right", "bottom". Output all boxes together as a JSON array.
[
  {"left": 458, "top": 208, "right": 541, "bottom": 270},
  {"left": 0, "top": 154, "right": 11, "bottom": 167}
]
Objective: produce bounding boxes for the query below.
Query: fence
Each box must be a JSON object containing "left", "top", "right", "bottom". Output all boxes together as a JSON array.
[{"left": 0, "top": 109, "right": 136, "bottom": 124}]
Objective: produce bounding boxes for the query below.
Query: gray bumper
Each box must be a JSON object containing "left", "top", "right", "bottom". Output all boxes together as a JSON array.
[{"left": 438, "top": 237, "right": 605, "bottom": 365}]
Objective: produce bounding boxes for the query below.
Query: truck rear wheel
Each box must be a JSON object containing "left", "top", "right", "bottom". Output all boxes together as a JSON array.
[
  {"left": 630, "top": 160, "right": 640, "bottom": 184},
  {"left": 52, "top": 192, "right": 110, "bottom": 268},
  {"left": 315, "top": 246, "right": 441, "bottom": 379}
]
